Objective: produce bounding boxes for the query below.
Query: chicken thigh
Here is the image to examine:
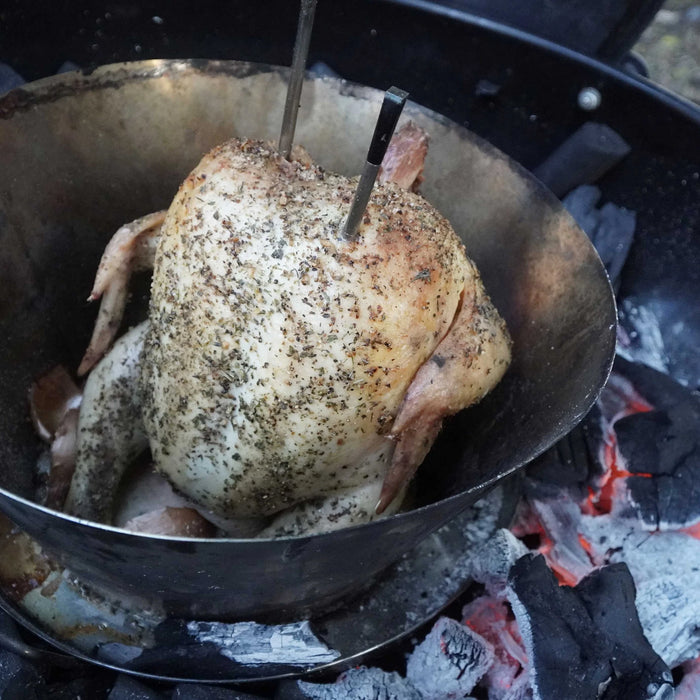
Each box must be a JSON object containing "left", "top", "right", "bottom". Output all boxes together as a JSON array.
[{"left": 66, "top": 133, "right": 510, "bottom": 536}]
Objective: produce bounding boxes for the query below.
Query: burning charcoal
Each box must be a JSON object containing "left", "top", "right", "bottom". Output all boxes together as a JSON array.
[
  {"left": 534, "top": 122, "right": 631, "bottom": 198},
  {"left": 508, "top": 554, "right": 672, "bottom": 699},
  {"left": 292, "top": 666, "right": 422, "bottom": 699},
  {"left": 575, "top": 564, "right": 673, "bottom": 694},
  {"left": 470, "top": 528, "right": 528, "bottom": 595},
  {"left": 462, "top": 595, "right": 529, "bottom": 699},
  {"left": 528, "top": 491, "right": 592, "bottom": 584},
  {"left": 405, "top": 616, "right": 493, "bottom": 699},
  {"left": 526, "top": 405, "right": 606, "bottom": 499},
  {"left": 512, "top": 486, "right": 593, "bottom": 586},
  {"left": 580, "top": 516, "right": 700, "bottom": 669},
  {"left": 614, "top": 401, "right": 700, "bottom": 530},
  {"left": 562, "top": 185, "right": 635, "bottom": 286},
  {"left": 676, "top": 657, "right": 700, "bottom": 700},
  {"left": 614, "top": 357, "right": 699, "bottom": 409},
  {"left": 108, "top": 674, "right": 165, "bottom": 699},
  {"left": 597, "top": 367, "right": 653, "bottom": 425},
  {"left": 172, "top": 683, "right": 267, "bottom": 699}
]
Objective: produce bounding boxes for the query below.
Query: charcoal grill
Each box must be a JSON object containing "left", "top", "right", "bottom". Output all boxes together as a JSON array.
[{"left": 0, "top": 0, "right": 698, "bottom": 695}]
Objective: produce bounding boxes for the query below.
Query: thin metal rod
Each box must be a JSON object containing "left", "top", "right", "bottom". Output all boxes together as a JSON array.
[
  {"left": 342, "top": 87, "right": 409, "bottom": 241},
  {"left": 278, "top": 0, "right": 318, "bottom": 160},
  {"left": 342, "top": 162, "right": 381, "bottom": 241}
]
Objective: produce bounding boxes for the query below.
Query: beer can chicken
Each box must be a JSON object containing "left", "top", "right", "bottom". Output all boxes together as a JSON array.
[{"left": 61, "top": 124, "right": 511, "bottom": 537}]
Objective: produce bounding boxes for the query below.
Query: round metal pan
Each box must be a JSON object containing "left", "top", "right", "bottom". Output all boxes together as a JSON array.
[{"left": 0, "top": 60, "right": 615, "bottom": 620}]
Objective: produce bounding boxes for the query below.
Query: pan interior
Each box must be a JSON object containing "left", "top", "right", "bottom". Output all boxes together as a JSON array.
[{"left": 0, "top": 60, "right": 614, "bottom": 523}]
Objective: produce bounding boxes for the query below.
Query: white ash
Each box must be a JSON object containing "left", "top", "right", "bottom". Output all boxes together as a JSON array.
[
  {"left": 296, "top": 666, "right": 423, "bottom": 699},
  {"left": 186, "top": 620, "right": 339, "bottom": 666},
  {"left": 470, "top": 528, "right": 528, "bottom": 595},
  {"left": 406, "top": 616, "right": 494, "bottom": 699},
  {"left": 493, "top": 672, "right": 533, "bottom": 700},
  {"left": 461, "top": 595, "right": 531, "bottom": 700},
  {"left": 358, "top": 485, "right": 505, "bottom": 628},
  {"left": 504, "top": 585, "right": 538, "bottom": 700},
  {"left": 596, "top": 371, "right": 651, "bottom": 424},
  {"left": 478, "top": 671, "right": 532, "bottom": 700},
  {"left": 580, "top": 513, "right": 700, "bottom": 668},
  {"left": 436, "top": 488, "right": 509, "bottom": 597},
  {"left": 527, "top": 495, "right": 592, "bottom": 584},
  {"left": 617, "top": 299, "right": 670, "bottom": 377}
]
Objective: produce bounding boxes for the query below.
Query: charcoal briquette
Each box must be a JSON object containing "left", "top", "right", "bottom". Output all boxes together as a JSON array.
[
  {"left": 293, "top": 666, "right": 422, "bottom": 699},
  {"left": 172, "top": 682, "right": 268, "bottom": 699},
  {"left": 508, "top": 554, "right": 671, "bottom": 700},
  {"left": 107, "top": 673, "right": 165, "bottom": 699},
  {"left": 615, "top": 401, "right": 700, "bottom": 529},
  {"left": 0, "top": 649, "right": 45, "bottom": 700},
  {"left": 406, "top": 616, "right": 493, "bottom": 699}
]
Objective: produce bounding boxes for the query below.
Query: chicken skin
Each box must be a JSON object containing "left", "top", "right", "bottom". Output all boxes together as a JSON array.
[{"left": 66, "top": 133, "right": 510, "bottom": 536}]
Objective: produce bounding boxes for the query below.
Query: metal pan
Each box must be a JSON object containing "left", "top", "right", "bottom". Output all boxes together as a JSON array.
[{"left": 0, "top": 60, "right": 615, "bottom": 620}]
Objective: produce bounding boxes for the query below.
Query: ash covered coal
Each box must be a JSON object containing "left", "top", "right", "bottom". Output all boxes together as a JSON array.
[
  {"left": 285, "top": 616, "right": 495, "bottom": 699},
  {"left": 505, "top": 356, "right": 700, "bottom": 693},
  {"left": 581, "top": 516, "right": 700, "bottom": 669},
  {"left": 120, "top": 618, "right": 339, "bottom": 680},
  {"left": 606, "top": 358, "right": 700, "bottom": 530},
  {"left": 614, "top": 357, "right": 699, "bottom": 408},
  {"left": 615, "top": 401, "right": 700, "bottom": 529},
  {"left": 617, "top": 298, "right": 700, "bottom": 389},
  {"left": 507, "top": 554, "right": 672, "bottom": 700},
  {"left": 675, "top": 658, "right": 700, "bottom": 700},
  {"left": 108, "top": 675, "right": 267, "bottom": 699},
  {"left": 513, "top": 487, "right": 594, "bottom": 586},
  {"left": 470, "top": 528, "right": 529, "bottom": 597},
  {"left": 406, "top": 616, "right": 494, "bottom": 699},
  {"left": 563, "top": 184, "right": 636, "bottom": 287},
  {"left": 183, "top": 620, "right": 339, "bottom": 666},
  {"left": 525, "top": 404, "right": 605, "bottom": 503},
  {"left": 529, "top": 358, "right": 700, "bottom": 532},
  {"left": 292, "top": 664, "right": 427, "bottom": 699},
  {"left": 462, "top": 595, "right": 529, "bottom": 699}
]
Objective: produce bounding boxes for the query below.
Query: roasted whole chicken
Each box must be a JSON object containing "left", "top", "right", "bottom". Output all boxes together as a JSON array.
[{"left": 63, "top": 124, "right": 511, "bottom": 537}]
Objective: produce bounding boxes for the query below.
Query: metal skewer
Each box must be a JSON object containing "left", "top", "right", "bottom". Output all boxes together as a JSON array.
[
  {"left": 342, "top": 86, "right": 409, "bottom": 241},
  {"left": 278, "top": 0, "right": 318, "bottom": 160}
]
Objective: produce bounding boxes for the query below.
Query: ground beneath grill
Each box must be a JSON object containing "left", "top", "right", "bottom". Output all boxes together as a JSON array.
[{"left": 635, "top": 0, "right": 700, "bottom": 104}]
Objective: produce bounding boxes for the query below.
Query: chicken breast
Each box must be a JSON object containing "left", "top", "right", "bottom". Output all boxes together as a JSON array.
[{"left": 136, "top": 138, "right": 511, "bottom": 532}]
